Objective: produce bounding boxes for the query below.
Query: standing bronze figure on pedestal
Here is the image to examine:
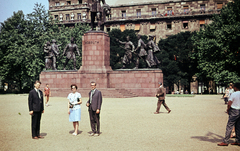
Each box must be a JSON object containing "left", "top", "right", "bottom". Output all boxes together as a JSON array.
[
  {"left": 116, "top": 36, "right": 136, "bottom": 69},
  {"left": 146, "top": 35, "right": 161, "bottom": 68},
  {"left": 51, "top": 39, "right": 61, "bottom": 70},
  {"left": 89, "top": 0, "right": 110, "bottom": 31},
  {"left": 62, "top": 37, "right": 81, "bottom": 70},
  {"left": 134, "top": 34, "right": 148, "bottom": 69}
]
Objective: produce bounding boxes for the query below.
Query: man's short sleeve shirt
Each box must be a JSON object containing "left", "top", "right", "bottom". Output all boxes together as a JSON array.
[{"left": 228, "top": 91, "right": 240, "bottom": 109}]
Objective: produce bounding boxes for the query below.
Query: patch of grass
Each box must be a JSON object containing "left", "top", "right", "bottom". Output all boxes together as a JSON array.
[{"left": 166, "top": 94, "right": 195, "bottom": 97}]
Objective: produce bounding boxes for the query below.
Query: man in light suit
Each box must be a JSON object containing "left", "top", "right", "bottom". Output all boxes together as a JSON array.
[
  {"left": 28, "top": 80, "right": 44, "bottom": 139},
  {"left": 86, "top": 81, "right": 102, "bottom": 136},
  {"left": 154, "top": 82, "right": 171, "bottom": 114}
]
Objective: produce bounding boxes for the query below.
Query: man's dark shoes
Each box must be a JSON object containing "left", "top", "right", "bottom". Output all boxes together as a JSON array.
[
  {"left": 168, "top": 110, "right": 171, "bottom": 114},
  {"left": 32, "top": 136, "right": 38, "bottom": 139},
  {"left": 38, "top": 136, "right": 44, "bottom": 139},
  {"left": 231, "top": 142, "right": 240, "bottom": 145},
  {"left": 217, "top": 142, "right": 228, "bottom": 146}
]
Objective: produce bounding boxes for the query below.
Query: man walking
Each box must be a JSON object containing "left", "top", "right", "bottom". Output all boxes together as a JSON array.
[
  {"left": 218, "top": 83, "right": 240, "bottom": 146},
  {"left": 86, "top": 81, "right": 102, "bottom": 136},
  {"left": 154, "top": 82, "right": 171, "bottom": 114},
  {"left": 28, "top": 80, "right": 44, "bottom": 139}
]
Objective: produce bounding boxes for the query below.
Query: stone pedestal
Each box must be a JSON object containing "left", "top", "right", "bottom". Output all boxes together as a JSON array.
[
  {"left": 40, "top": 31, "right": 163, "bottom": 98},
  {"left": 79, "top": 31, "right": 112, "bottom": 73}
]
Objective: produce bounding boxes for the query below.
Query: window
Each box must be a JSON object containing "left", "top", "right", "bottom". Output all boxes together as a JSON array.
[
  {"left": 55, "top": 2, "right": 60, "bottom": 6},
  {"left": 200, "top": 4, "right": 205, "bottom": 11},
  {"left": 167, "top": 23, "right": 172, "bottom": 30},
  {"left": 106, "top": 25, "right": 111, "bottom": 32},
  {"left": 199, "top": 20, "right": 205, "bottom": 28},
  {"left": 122, "top": 10, "right": 126, "bottom": 19},
  {"left": 167, "top": 7, "right": 172, "bottom": 15},
  {"left": 67, "top": 1, "right": 71, "bottom": 5},
  {"left": 183, "top": 6, "right": 189, "bottom": 13},
  {"left": 136, "top": 9, "right": 141, "bottom": 18},
  {"left": 150, "top": 23, "right": 156, "bottom": 31},
  {"left": 66, "top": 14, "right": 70, "bottom": 20},
  {"left": 152, "top": 8, "right": 157, "bottom": 17},
  {"left": 77, "top": 13, "right": 81, "bottom": 20},
  {"left": 54, "top": 15, "right": 59, "bottom": 20},
  {"left": 217, "top": 3, "right": 223, "bottom": 9},
  {"left": 183, "top": 21, "right": 188, "bottom": 29},
  {"left": 120, "top": 24, "right": 125, "bottom": 32},
  {"left": 78, "top": 0, "right": 82, "bottom": 4},
  {"left": 135, "top": 24, "right": 140, "bottom": 31}
]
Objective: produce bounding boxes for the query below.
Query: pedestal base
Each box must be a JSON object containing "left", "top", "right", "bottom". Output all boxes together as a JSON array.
[{"left": 40, "top": 69, "right": 163, "bottom": 98}]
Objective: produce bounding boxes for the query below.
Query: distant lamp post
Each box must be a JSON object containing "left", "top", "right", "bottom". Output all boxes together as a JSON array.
[{"left": 192, "top": 75, "right": 197, "bottom": 82}]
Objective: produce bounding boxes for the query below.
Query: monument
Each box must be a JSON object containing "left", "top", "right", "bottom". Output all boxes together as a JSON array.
[
  {"left": 40, "top": 30, "right": 163, "bottom": 97},
  {"left": 39, "top": 1, "right": 163, "bottom": 98}
]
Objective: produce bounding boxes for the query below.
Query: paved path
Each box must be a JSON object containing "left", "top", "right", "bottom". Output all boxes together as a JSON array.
[{"left": 0, "top": 94, "right": 239, "bottom": 151}]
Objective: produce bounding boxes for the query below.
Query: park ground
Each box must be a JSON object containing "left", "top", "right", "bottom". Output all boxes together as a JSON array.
[{"left": 0, "top": 94, "right": 239, "bottom": 151}]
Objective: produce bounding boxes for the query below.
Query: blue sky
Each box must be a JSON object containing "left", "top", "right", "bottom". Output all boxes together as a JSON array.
[
  {"left": 0, "top": 0, "right": 117, "bottom": 23},
  {"left": 0, "top": 0, "right": 49, "bottom": 23}
]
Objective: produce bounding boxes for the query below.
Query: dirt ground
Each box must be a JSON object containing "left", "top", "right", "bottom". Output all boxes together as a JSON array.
[{"left": 0, "top": 94, "right": 239, "bottom": 151}]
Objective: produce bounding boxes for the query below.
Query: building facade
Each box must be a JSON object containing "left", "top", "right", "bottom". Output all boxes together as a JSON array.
[{"left": 49, "top": 0, "right": 230, "bottom": 42}]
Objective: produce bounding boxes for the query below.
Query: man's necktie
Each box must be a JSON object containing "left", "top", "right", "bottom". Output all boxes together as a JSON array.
[
  {"left": 37, "top": 90, "right": 41, "bottom": 99},
  {"left": 90, "top": 90, "right": 93, "bottom": 104}
]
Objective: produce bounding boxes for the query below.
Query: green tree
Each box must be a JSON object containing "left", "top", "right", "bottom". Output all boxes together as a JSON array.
[
  {"left": 158, "top": 31, "right": 197, "bottom": 92},
  {"left": 0, "top": 10, "right": 31, "bottom": 92},
  {"left": 0, "top": 3, "right": 90, "bottom": 92},
  {"left": 192, "top": 0, "right": 240, "bottom": 85}
]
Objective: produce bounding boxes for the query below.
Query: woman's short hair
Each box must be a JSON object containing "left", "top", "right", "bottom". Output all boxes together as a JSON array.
[{"left": 71, "top": 84, "right": 78, "bottom": 89}]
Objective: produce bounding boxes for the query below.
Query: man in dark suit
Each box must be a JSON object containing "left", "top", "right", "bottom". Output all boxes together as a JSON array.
[
  {"left": 28, "top": 80, "right": 44, "bottom": 139},
  {"left": 154, "top": 82, "right": 171, "bottom": 114},
  {"left": 86, "top": 81, "right": 102, "bottom": 136}
]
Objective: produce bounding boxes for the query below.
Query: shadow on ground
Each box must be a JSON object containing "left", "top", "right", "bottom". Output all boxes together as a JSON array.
[{"left": 191, "top": 132, "right": 234, "bottom": 143}]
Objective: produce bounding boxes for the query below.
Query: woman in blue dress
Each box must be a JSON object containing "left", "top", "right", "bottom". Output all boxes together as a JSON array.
[{"left": 67, "top": 84, "right": 82, "bottom": 136}]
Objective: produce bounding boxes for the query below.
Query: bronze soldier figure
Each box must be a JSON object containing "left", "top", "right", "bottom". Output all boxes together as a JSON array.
[
  {"left": 89, "top": 0, "right": 106, "bottom": 31},
  {"left": 44, "top": 41, "right": 52, "bottom": 70},
  {"left": 134, "top": 34, "right": 148, "bottom": 69},
  {"left": 51, "top": 39, "right": 60, "bottom": 70},
  {"left": 146, "top": 35, "right": 160, "bottom": 68},
  {"left": 116, "top": 36, "right": 135, "bottom": 69},
  {"left": 62, "top": 37, "right": 81, "bottom": 70}
]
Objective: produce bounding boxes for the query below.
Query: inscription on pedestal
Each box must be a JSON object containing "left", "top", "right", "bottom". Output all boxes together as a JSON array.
[{"left": 84, "top": 41, "right": 99, "bottom": 45}]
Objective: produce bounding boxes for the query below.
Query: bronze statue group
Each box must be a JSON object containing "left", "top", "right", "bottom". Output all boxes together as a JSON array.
[
  {"left": 44, "top": 34, "right": 161, "bottom": 71},
  {"left": 116, "top": 34, "right": 161, "bottom": 69},
  {"left": 44, "top": 37, "right": 80, "bottom": 71}
]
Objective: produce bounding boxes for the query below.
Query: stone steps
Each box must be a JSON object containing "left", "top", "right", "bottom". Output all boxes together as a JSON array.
[{"left": 49, "top": 88, "right": 139, "bottom": 98}]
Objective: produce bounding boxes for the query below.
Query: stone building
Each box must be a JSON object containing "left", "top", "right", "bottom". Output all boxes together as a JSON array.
[{"left": 48, "top": 0, "right": 230, "bottom": 42}]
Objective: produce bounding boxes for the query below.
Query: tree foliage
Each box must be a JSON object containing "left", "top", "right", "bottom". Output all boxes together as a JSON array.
[
  {"left": 192, "top": 0, "right": 240, "bottom": 85},
  {"left": 0, "top": 3, "right": 90, "bottom": 92},
  {"left": 158, "top": 31, "right": 197, "bottom": 91}
]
